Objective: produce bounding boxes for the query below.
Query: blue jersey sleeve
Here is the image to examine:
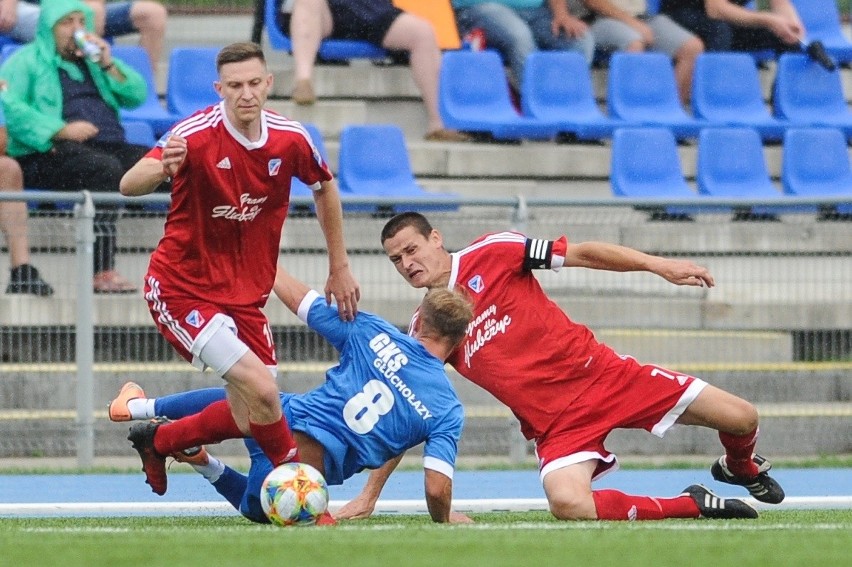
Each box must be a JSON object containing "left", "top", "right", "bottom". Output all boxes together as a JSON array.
[
  {"left": 297, "top": 290, "right": 350, "bottom": 351},
  {"left": 422, "top": 404, "right": 464, "bottom": 478}
]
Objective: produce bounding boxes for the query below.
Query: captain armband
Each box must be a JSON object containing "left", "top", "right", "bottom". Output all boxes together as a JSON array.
[{"left": 523, "top": 238, "right": 555, "bottom": 270}]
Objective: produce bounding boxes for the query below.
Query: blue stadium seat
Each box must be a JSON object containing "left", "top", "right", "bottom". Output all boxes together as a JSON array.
[
  {"left": 782, "top": 128, "right": 852, "bottom": 216},
  {"left": 122, "top": 120, "right": 157, "bottom": 146},
  {"left": 607, "top": 53, "right": 703, "bottom": 139},
  {"left": 112, "top": 45, "right": 181, "bottom": 136},
  {"left": 338, "top": 124, "right": 457, "bottom": 213},
  {"left": 645, "top": 0, "right": 660, "bottom": 15},
  {"left": 264, "top": 0, "right": 386, "bottom": 60},
  {"left": 610, "top": 127, "right": 698, "bottom": 217},
  {"left": 439, "top": 50, "right": 559, "bottom": 141},
  {"left": 288, "top": 122, "right": 328, "bottom": 213},
  {"left": 792, "top": 0, "right": 852, "bottom": 64},
  {"left": 696, "top": 128, "right": 797, "bottom": 217},
  {"left": 691, "top": 53, "right": 787, "bottom": 141},
  {"left": 521, "top": 51, "right": 623, "bottom": 141},
  {"left": 166, "top": 47, "right": 221, "bottom": 117},
  {"left": 0, "top": 42, "right": 20, "bottom": 64},
  {"left": 773, "top": 54, "right": 852, "bottom": 137}
]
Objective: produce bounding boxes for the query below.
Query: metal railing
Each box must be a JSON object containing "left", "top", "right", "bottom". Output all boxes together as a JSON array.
[{"left": 1, "top": 191, "right": 850, "bottom": 465}]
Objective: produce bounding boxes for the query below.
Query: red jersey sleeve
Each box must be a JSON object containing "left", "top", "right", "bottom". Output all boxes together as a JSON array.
[{"left": 291, "top": 128, "right": 332, "bottom": 189}]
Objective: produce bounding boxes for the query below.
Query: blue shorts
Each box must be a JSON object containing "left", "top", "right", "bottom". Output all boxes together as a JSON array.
[{"left": 105, "top": 2, "right": 135, "bottom": 37}]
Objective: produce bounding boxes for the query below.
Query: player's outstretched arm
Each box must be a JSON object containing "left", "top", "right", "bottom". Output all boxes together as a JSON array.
[
  {"left": 272, "top": 264, "right": 312, "bottom": 315},
  {"left": 312, "top": 179, "right": 360, "bottom": 320},
  {"left": 564, "top": 241, "right": 715, "bottom": 288},
  {"left": 333, "top": 454, "right": 403, "bottom": 520}
]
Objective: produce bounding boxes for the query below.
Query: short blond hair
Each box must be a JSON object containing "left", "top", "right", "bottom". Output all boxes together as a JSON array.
[{"left": 418, "top": 288, "right": 473, "bottom": 348}]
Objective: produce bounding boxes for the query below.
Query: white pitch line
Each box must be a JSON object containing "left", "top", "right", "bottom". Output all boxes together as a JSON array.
[{"left": 0, "top": 496, "right": 849, "bottom": 518}]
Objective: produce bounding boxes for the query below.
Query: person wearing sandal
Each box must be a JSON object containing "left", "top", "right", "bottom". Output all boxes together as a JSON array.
[
  {"left": 280, "top": 0, "right": 471, "bottom": 142},
  {"left": 0, "top": 0, "right": 150, "bottom": 294}
]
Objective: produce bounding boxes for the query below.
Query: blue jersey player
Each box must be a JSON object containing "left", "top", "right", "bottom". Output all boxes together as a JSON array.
[{"left": 112, "top": 266, "right": 474, "bottom": 523}]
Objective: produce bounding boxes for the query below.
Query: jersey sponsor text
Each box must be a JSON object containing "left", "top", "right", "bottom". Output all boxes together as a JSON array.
[
  {"left": 369, "top": 332, "right": 433, "bottom": 420},
  {"left": 463, "top": 303, "right": 512, "bottom": 368}
]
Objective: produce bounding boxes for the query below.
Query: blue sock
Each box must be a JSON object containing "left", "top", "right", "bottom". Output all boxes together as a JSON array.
[
  {"left": 212, "top": 466, "right": 249, "bottom": 513},
  {"left": 153, "top": 388, "right": 227, "bottom": 419}
]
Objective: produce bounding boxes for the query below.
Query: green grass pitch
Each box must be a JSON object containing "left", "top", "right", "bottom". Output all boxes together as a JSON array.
[{"left": 1, "top": 510, "right": 849, "bottom": 567}]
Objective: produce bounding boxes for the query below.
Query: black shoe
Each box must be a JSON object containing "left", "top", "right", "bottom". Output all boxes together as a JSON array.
[
  {"left": 6, "top": 264, "right": 54, "bottom": 297},
  {"left": 711, "top": 454, "right": 785, "bottom": 504},
  {"left": 682, "top": 484, "right": 758, "bottom": 520},
  {"left": 128, "top": 417, "right": 169, "bottom": 495},
  {"left": 805, "top": 40, "right": 837, "bottom": 72}
]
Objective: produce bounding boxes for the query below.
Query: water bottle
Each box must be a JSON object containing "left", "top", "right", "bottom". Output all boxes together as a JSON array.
[{"left": 73, "top": 29, "right": 102, "bottom": 63}]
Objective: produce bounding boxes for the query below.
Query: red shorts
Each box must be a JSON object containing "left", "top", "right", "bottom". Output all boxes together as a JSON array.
[
  {"left": 535, "top": 353, "right": 706, "bottom": 481},
  {"left": 143, "top": 274, "right": 276, "bottom": 371}
]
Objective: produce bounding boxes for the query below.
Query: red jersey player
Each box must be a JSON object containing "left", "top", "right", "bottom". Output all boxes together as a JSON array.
[
  {"left": 336, "top": 212, "right": 785, "bottom": 522},
  {"left": 118, "top": 42, "right": 359, "bottom": 495}
]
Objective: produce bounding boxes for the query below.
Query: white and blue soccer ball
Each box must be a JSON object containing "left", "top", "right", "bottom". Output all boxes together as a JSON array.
[{"left": 260, "top": 462, "right": 330, "bottom": 526}]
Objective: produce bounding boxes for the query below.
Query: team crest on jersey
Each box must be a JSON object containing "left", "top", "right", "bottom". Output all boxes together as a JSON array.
[
  {"left": 216, "top": 157, "right": 232, "bottom": 169},
  {"left": 268, "top": 158, "right": 282, "bottom": 176},
  {"left": 467, "top": 275, "right": 484, "bottom": 293},
  {"left": 185, "top": 309, "right": 205, "bottom": 329}
]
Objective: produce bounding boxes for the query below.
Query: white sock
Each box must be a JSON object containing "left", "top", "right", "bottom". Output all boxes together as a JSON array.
[
  {"left": 192, "top": 455, "right": 225, "bottom": 484},
  {"left": 127, "top": 398, "right": 156, "bottom": 420}
]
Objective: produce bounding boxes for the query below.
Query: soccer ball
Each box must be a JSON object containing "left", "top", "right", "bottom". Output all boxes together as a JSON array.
[{"left": 260, "top": 462, "right": 330, "bottom": 527}]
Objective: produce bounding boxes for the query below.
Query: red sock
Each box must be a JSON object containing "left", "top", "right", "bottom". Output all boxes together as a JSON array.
[
  {"left": 592, "top": 490, "right": 699, "bottom": 520},
  {"left": 153, "top": 400, "right": 243, "bottom": 455},
  {"left": 719, "top": 428, "right": 759, "bottom": 477},
  {"left": 250, "top": 418, "right": 299, "bottom": 466}
]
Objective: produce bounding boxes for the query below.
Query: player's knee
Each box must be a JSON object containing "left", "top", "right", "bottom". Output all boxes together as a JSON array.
[
  {"left": 548, "top": 492, "right": 596, "bottom": 521},
  {"left": 676, "top": 37, "right": 704, "bottom": 61},
  {"left": 736, "top": 401, "right": 760, "bottom": 435},
  {"left": 253, "top": 379, "right": 281, "bottom": 409},
  {"left": 132, "top": 1, "right": 167, "bottom": 31},
  {"left": 626, "top": 40, "right": 645, "bottom": 52}
]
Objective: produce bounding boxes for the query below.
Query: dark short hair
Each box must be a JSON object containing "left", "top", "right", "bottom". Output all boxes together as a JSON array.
[
  {"left": 216, "top": 42, "right": 266, "bottom": 72},
  {"left": 380, "top": 212, "right": 433, "bottom": 245}
]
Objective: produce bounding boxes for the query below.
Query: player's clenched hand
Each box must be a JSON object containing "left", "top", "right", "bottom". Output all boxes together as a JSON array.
[
  {"left": 161, "top": 134, "right": 187, "bottom": 178},
  {"left": 654, "top": 258, "right": 715, "bottom": 288},
  {"left": 325, "top": 264, "right": 360, "bottom": 321},
  {"left": 332, "top": 494, "right": 375, "bottom": 520}
]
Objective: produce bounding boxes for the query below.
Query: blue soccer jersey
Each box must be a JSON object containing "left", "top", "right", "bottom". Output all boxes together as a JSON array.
[
  {"left": 285, "top": 291, "right": 464, "bottom": 485},
  {"left": 235, "top": 292, "right": 464, "bottom": 522}
]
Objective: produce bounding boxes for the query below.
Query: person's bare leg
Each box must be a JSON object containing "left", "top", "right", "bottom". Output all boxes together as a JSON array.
[
  {"left": 290, "top": 0, "right": 333, "bottom": 104},
  {"left": 542, "top": 460, "right": 598, "bottom": 519},
  {"left": 382, "top": 13, "right": 445, "bottom": 133},
  {"left": 129, "top": 1, "right": 167, "bottom": 74},
  {"left": 673, "top": 37, "right": 703, "bottom": 106},
  {"left": 83, "top": 0, "right": 107, "bottom": 36},
  {"left": 0, "top": 156, "right": 30, "bottom": 268}
]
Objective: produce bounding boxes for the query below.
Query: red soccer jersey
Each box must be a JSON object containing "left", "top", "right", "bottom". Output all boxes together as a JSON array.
[
  {"left": 146, "top": 103, "right": 332, "bottom": 306},
  {"left": 412, "top": 232, "right": 614, "bottom": 440}
]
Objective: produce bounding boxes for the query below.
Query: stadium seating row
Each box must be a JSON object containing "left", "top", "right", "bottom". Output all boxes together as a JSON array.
[
  {"left": 611, "top": 126, "right": 852, "bottom": 219},
  {"left": 442, "top": 50, "right": 852, "bottom": 142}
]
